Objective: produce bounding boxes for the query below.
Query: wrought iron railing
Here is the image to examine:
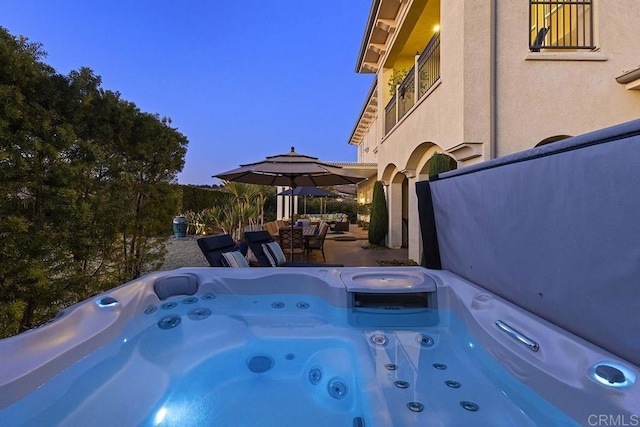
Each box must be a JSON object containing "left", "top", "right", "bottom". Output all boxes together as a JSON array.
[
  {"left": 529, "top": 0, "right": 593, "bottom": 51},
  {"left": 385, "top": 94, "right": 397, "bottom": 134},
  {"left": 418, "top": 33, "right": 441, "bottom": 97},
  {"left": 397, "top": 68, "right": 415, "bottom": 119},
  {"left": 384, "top": 32, "right": 441, "bottom": 135}
]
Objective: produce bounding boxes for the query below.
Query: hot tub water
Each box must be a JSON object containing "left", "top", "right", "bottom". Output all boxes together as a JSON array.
[{"left": 0, "top": 291, "right": 579, "bottom": 426}]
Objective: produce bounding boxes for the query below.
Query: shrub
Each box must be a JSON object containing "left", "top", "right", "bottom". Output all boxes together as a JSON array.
[
  {"left": 368, "top": 181, "right": 388, "bottom": 245},
  {"left": 179, "top": 185, "right": 228, "bottom": 213},
  {"left": 428, "top": 153, "right": 456, "bottom": 178}
]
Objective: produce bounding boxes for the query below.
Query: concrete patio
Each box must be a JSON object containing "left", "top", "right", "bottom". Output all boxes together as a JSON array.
[{"left": 306, "top": 224, "right": 410, "bottom": 267}]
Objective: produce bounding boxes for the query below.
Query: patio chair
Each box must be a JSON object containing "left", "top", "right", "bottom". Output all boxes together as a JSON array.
[
  {"left": 197, "top": 234, "right": 248, "bottom": 267},
  {"left": 330, "top": 215, "right": 350, "bottom": 233},
  {"left": 263, "top": 221, "right": 279, "bottom": 238},
  {"left": 306, "top": 222, "right": 330, "bottom": 262},
  {"left": 243, "top": 230, "right": 343, "bottom": 267},
  {"left": 279, "top": 227, "right": 306, "bottom": 262}
]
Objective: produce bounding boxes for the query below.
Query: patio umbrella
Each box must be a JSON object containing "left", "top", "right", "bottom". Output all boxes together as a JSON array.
[
  {"left": 276, "top": 186, "right": 337, "bottom": 215},
  {"left": 214, "top": 147, "right": 366, "bottom": 259}
]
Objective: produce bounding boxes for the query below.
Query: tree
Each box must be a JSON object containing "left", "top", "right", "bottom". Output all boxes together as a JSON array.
[
  {"left": 368, "top": 181, "right": 388, "bottom": 245},
  {"left": 116, "top": 111, "right": 187, "bottom": 280},
  {"left": 0, "top": 27, "right": 188, "bottom": 336},
  {"left": 0, "top": 28, "right": 75, "bottom": 333}
]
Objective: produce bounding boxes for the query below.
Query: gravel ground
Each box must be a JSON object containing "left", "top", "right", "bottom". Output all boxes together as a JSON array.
[{"left": 158, "top": 236, "right": 209, "bottom": 271}]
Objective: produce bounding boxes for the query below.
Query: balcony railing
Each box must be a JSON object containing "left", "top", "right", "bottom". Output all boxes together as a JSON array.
[
  {"left": 529, "top": 0, "right": 593, "bottom": 51},
  {"left": 397, "top": 68, "right": 415, "bottom": 118},
  {"left": 385, "top": 94, "right": 397, "bottom": 135},
  {"left": 385, "top": 32, "right": 441, "bottom": 135},
  {"left": 418, "top": 33, "right": 441, "bottom": 97}
]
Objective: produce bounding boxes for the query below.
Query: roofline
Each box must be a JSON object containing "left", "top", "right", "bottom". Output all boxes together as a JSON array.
[
  {"left": 327, "top": 162, "right": 377, "bottom": 167},
  {"left": 355, "top": 0, "right": 381, "bottom": 73},
  {"left": 348, "top": 79, "right": 378, "bottom": 145}
]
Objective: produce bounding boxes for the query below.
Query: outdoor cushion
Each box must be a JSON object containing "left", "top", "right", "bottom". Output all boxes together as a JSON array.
[
  {"left": 221, "top": 251, "right": 249, "bottom": 268},
  {"left": 245, "top": 247, "right": 259, "bottom": 264},
  {"left": 197, "top": 234, "right": 238, "bottom": 267},
  {"left": 244, "top": 230, "right": 276, "bottom": 266},
  {"left": 262, "top": 241, "right": 287, "bottom": 267},
  {"left": 244, "top": 230, "right": 343, "bottom": 268}
]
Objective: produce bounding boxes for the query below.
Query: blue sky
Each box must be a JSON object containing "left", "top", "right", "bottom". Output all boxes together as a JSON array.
[{"left": 1, "top": 1, "right": 375, "bottom": 185}]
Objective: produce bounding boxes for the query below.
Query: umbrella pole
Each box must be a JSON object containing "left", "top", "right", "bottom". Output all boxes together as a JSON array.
[{"left": 289, "top": 181, "right": 295, "bottom": 261}]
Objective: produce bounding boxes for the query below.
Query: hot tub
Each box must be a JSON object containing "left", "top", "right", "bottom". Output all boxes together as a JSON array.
[{"left": 0, "top": 267, "right": 637, "bottom": 426}]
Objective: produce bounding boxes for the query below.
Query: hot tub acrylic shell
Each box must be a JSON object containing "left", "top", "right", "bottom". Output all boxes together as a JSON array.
[{"left": 0, "top": 267, "right": 637, "bottom": 426}]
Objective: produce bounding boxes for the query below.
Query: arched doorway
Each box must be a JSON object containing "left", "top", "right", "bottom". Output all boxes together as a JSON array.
[
  {"left": 405, "top": 144, "right": 454, "bottom": 263},
  {"left": 535, "top": 135, "right": 571, "bottom": 147},
  {"left": 381, "top": 164, "right": 406, "bottom": 249}
]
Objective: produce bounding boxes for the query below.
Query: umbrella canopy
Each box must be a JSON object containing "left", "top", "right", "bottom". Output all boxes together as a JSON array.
[
  {"left": 277, "top": 186, "right": 338, "bottom": 215},
  {"left": 215, "top": 147, "right": 365, "bottom": 187},
  {"left": 215, "top": 147, "right": 366, "bottom": 259}
]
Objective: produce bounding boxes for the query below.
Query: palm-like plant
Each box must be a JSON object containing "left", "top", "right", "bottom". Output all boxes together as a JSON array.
[
  {"left": 251, "top": 184, "right": 275, "bottom": 226},
  {"left": 220, "top": 182, "right": 265, "bottom": 239}
]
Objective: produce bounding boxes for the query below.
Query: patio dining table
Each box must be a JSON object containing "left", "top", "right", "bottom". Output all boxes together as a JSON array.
[{"left": 302, "top": 224, "right": 318, "bottom": 237}]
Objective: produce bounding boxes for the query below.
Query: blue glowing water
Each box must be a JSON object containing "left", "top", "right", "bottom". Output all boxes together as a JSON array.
[{"left": 0, "top": 293, "right": 579, "bottom": 426}]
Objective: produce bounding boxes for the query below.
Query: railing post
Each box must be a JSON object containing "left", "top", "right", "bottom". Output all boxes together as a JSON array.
[
  {"left": 414, "top": 53, "right": 420, "bottom": 101},
  {"left": 395, "top": 84, "right": 400, "bottom": 123}
]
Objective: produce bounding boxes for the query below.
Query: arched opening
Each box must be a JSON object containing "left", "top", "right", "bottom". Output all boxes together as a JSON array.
[
  {"left": 427, "top": 152, "right": 457, "bottom": 177},
  {"left": 535, "top": 135, "right": 572, "bottom": 147},
  {"left": 385, "top": 167, "right": 407, "bottom": 249}
]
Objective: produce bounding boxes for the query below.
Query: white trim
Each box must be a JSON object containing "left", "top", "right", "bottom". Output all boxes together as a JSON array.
[{"left": 525, "top": 52, "right": 607, "bottom": 61}]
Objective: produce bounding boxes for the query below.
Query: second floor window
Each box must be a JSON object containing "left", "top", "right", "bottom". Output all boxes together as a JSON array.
[{"left": 530, "top": 0, "right": 594, "bottom": 51}]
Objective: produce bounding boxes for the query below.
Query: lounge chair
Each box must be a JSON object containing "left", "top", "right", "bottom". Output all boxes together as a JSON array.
[
  {"left": 197, "top": 234, "right": 248, "bottom": 267},
  {"left": 243, "top": 231, "right": 343, "bottom": 267}
]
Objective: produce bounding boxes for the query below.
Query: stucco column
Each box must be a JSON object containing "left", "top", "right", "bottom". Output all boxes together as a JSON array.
[
  {"left": 276, "top": 186, "right": 284, "bottom": 220},
  {"left": 408, "top": 175, "right": 422, "bottom": 263},
  {"left": 284, "top": 195, "right": 289, "bottom": 220},
  {"left": 387, "top": 181, "right": 403, "bottom": 249}
]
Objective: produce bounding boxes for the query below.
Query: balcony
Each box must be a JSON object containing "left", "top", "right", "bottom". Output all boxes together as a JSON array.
[{"left": 385, "top": 32, "right": 441, "bottom": 135}]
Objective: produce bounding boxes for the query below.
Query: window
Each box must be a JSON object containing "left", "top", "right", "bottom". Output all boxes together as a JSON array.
[{"left": 530, "top": 0, "right": 594, "bottom": 51}]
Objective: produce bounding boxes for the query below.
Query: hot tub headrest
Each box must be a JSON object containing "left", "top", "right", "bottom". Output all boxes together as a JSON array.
[{"left": 154, "top": 275, "right": 199, "bottom": 300}]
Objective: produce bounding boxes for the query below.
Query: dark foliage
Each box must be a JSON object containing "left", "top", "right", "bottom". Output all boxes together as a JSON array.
[
  {"left": 368, "top": 181, "right": 388, "bottom": 245},
  {"left": 0, "top": 27, "right": 188, "bottom": 337},
  {"left": 428, "top": 153, "right": 457, "bottom": 178},
  {"left": 179, "top": 185, "right": 229, "bottom": 213}
]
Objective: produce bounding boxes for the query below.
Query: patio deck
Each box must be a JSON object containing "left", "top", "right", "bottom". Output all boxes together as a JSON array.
[
  {"left": 307, "top": 224, "right": 409, "bottom": 267},
  {"left": 160, "top": 225, "right": 410, "bottom": 270}
]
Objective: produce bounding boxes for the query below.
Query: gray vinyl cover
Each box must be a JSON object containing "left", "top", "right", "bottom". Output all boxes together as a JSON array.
[{"left": 429, "top": 119, "right": 640, "bottom": 367}]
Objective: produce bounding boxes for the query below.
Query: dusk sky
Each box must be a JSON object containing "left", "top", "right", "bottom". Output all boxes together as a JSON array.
[{"left": 1, "top": 1, "right": 375, "bottom": 185}]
